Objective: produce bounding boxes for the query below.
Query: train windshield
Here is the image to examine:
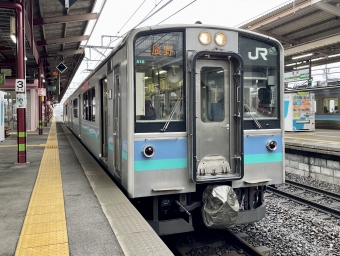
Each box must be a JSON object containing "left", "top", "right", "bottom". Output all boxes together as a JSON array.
[
  {"left": 239, "top": 36, "right": 279, "bottom": 120},
  {"left": 134, "top": 31, "right": 184, "bottom": 123}
]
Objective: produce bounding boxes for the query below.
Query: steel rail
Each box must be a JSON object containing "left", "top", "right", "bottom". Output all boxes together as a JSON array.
[
  {"left": 267, "top": 186, "right": 340, "bottom": 218},
  {"left": 225, "top": 229, "right": 265, "bottom": 256},
  {"left": 285, "top": 179, "right": 340, "bottom": 201}
]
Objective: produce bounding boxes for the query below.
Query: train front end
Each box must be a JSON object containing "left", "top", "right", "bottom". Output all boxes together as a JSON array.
[{"left": 131, "top": 25, "right": 284, "bottom": 235}]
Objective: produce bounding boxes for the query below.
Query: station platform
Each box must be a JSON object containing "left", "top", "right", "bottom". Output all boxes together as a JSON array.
[
  {"left": 0, "top": 118, "right": 172, "bottom": 256},
  {"left": 285, "top": 129, "right": 340, "bottom": 155}
]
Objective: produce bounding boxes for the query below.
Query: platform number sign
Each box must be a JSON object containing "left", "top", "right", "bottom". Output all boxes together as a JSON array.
[{"left": 15, "top": 79, "right": 26, "bottom": 92}]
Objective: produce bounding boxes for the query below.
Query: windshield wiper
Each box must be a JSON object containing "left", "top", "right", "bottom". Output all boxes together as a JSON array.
[
  {"left": 161, "top": 97, "right": 182, "bottom": 132},
  {"left": 244, "top": 103, "right": 262, "bottom": 129}
]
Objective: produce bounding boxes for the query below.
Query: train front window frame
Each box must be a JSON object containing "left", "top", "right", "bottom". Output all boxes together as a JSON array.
[
  {"left": 134, "top": 30, "right": 185, "bottom": 133},
  {"left": 239, "top": 36, "right": 280, "bottom": 124}
]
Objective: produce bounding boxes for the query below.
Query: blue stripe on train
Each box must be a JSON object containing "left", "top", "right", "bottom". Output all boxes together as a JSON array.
[
  {"left": 244, "top": 153, "right": 282, "bottom": 164},
  {"left": 244, "top": 135, "right": 282, "bottom": 155},
  {"left": 315, "top": 115, "right": 340, "bottom": 121},
  {"left": 134, "top": 139, "right": 187, "bottom": 161},
  {"left": 135, "top": 158, "right": 187, "bottom": 171},
  {"left": 244, "top": 135, "right": 283, "bottom": 164},
  {"left": 134, "top": 139, "right": 187, "bottom": 172}
]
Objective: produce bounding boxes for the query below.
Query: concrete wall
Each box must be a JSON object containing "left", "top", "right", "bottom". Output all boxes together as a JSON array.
[{"left": 285, "top": 153, "right": 340, "bottom": 185}]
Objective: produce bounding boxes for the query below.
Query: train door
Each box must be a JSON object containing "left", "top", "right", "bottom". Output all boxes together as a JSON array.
[
  {"left": 101, "top": 78, "right": 108, "bottom": 162},
  {"left": 191, "top": 56, "right": 243, "bottom": 183},
  {"left": 113, "top": 71, "right": 121, "bottom": 177}
]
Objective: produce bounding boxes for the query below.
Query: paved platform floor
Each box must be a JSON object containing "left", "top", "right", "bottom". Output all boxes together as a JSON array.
[
  {"left": 285, "top": 129, "right": 340, "bottom": 155},
  {"left": 0, "top": 121, "right": 124, "bottom": 255}
]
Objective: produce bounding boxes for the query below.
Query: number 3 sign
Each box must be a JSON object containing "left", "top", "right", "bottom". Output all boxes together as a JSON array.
[{"left": 15, "top": 79, "right": 26, "bottom": 92}]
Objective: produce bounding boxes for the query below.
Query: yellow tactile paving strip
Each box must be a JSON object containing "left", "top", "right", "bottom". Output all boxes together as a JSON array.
[{"left": 15, "top": 119, "right": 69, "bottom": 256}]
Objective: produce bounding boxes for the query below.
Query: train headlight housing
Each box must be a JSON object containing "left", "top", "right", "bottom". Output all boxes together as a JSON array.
[
  {"left": 199, "top": 31, "right": 211, "bottom": 45},
  {"left": 266, "top": 140, "right": 277, "bottom": 151},
  {"left": 143, "top": 145, "right": 155, "bottom": 158},
  {"left": 215, "top": 33, "right": 227, "bottom": 46}
]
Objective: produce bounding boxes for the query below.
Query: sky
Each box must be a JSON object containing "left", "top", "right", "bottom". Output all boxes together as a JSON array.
[{"left": 55, "top": 0, "right": 293, "bottom": 112}]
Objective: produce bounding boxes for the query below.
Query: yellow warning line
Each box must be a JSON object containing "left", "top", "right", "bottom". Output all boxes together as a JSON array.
[
  {"left": 285, "top": 132, "right": 340, "bottom": 138},
  {"left": 285, "top": 136, "right": 340, "bottom": 144},
  {"left": 15, "top": 118, "right": 69, "bottom": 256}
]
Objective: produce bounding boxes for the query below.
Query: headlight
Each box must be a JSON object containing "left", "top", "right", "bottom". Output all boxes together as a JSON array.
[
  {"left": 266, "top": 140, "right": 277, "bottom": 151},
  {"left": 215, "top": 33, "right": 227, "bottom": 46},
  {"left": 199, "top": 31, "right": 211, "bottom": 45},
  {"left": 143, "top": 145, "right": 155, "bottom": 158}
]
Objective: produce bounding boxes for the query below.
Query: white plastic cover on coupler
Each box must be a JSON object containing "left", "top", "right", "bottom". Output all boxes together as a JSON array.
[{"left": 202, "top": 185, "right": 239, "bottom": 229}]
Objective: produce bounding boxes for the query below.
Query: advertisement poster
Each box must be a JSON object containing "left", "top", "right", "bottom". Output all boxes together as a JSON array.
[{"left": 292, "top": 92, "right": 312, "bottom": 119}]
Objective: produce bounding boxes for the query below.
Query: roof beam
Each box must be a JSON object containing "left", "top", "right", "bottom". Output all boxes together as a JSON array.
[
  {"left": 37, "top": 36, "right": 90, "bottom": 46},
  {"left": 284, "top": 34, "right": 340, "bottom": 56},
  {"left": 40, "top": 49, "right": 84, "bottom": 58},
  {"left": 45, "top": 61, "right": 74, "bottom": 68},
  {"left": 257, "top": 30, "right": 298, "bottom": 45},
  {"left": 0, "top": 46, "right": 13, "bottom": 51},
  {"left": 33, "top": 13, "right": 99, "bottom": 26},
  {"left": 312, "top": 1, "right": 340, "bottom": 16},
  {"left": 245, "top": 0, "right": 311, "bottom": 31},
  {"left": 283, "top": 17, "right": 336, "bottom": 37}
]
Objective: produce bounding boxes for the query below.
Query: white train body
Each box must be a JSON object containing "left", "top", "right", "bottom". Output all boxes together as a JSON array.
[{"left": 64, "top": 24, "right": 285, "bottom": 235}]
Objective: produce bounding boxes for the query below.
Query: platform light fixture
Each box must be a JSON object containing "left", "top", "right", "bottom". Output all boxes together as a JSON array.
[
  {"left": 10, "top": 16, "right": 16, "bottom": 43},
  {"left": 329, "top": 53, "right": 340, "bottom": 58},
  {"left": 293, "top": 65, "right": 309, "bottom": 70},
  {"left": 292, "top": 53, "right": 313, "bottom": 59}
]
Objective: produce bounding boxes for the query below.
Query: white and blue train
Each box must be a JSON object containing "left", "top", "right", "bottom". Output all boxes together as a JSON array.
[{"left": 63, "top": 24, "right": 284, "bottom": 235}]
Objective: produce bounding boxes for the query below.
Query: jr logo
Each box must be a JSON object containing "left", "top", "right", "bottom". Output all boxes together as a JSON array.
[{"left": 248, "top": 48, "right": 268, "bottom": 60}]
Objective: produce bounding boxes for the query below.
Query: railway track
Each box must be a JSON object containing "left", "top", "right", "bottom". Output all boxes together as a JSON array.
[
  {"left": 267, "top": 179, "right": 340, "bottom": 218},
  {"left": 168, "top": 228, "right": 269, "bottom": 256}
]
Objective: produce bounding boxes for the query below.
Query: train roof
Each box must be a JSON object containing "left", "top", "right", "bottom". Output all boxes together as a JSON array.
[{"left": 65, "top": 23, "right": 283, "bottom": 103}]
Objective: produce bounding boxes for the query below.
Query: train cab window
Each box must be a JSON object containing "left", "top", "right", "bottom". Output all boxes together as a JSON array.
[
  {"left": 134, "top": 31, "right": 185, "bottom": 132},
  {"left": 200, "top": 67, "right": 226, "bottom": 122},
  {"left": 239, "top": 36, "right": 279, "bottom": 124}
]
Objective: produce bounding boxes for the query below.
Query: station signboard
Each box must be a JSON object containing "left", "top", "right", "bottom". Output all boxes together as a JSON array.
[{"left": 284, "top": 69, "right": 309, "bottom": 82}]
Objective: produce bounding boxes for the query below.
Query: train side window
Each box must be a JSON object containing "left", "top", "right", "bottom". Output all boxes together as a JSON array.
[
  {"left": 323, "top": 97, "right": 338, "bottom": 113},
  {"left": 73, "top": 98, "right": 78, "bottom": 118},
  {"left": 83, "top": 92, "right": 88, "bottom": 119},
  {"left": 92, "top": 87, "right": 95, "bottom": 121}
]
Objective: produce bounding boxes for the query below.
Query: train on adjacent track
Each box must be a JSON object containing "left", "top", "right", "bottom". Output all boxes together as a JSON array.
[
  {"left": 314, "top": 88, "right": 340, "bottom": 129},
  {"left": 63, "top": 24, "right": 284, "bottom": 235}
]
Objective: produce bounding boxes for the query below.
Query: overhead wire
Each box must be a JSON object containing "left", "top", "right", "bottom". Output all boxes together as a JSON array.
[
  {"left": 76, "top": 0, "right": 198, "bottom": 85},
  {"left": 90, "top": 0, "right": 173, "bottom": 69},
  {"left": 116, "top": 0, "right": 147, "bottom": 35},
  {"left": 156, "top": 0, "right": 196, "bottom": 25}
]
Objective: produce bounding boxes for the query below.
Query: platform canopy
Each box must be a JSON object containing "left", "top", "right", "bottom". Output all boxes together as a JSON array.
[
  {"left": 239, "top": 0, "right": 340, "bottom": 72},
  {"left": 0, "top": 0, "right": 98, "bottom": 102}
]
